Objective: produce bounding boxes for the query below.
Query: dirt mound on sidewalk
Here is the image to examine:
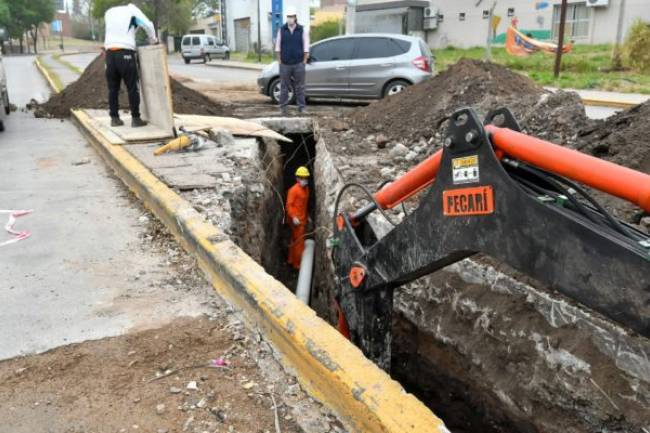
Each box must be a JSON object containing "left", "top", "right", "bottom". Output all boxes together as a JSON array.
[
  {"left": 350, "top": 59, "right": 548, "bottom": 143},
  {"left": 577, "top": 100, "right": 650, "bottom": 172},
  {"left": 37, "top": 53, "right": 225, "bottom": 118}
]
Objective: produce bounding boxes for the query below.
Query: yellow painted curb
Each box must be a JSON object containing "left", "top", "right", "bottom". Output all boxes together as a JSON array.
[
  {"left": 71, "top": 109, "right": 449, "bottom": 433},
  {"left": 34, "top": 57, "right": 63, "bottom": 93},
  {"left": 581, "top": 97, "right": 638, "bottom": 109}
]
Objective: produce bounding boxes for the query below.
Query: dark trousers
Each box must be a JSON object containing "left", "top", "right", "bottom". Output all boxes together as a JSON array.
[
  {"left": 279, "top": 62, "right": 306, "bottom": 109},
  {"left": 105, "top": 49, "right": 140, "bottom": 119}
]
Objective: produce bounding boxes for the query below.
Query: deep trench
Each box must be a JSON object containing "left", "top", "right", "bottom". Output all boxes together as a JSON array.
[
  {"left": 259, "top": 132, "right": 318, "bottom": 292},
  {"left": 254, "top": 132, "right": 525, "bottom": 433}
]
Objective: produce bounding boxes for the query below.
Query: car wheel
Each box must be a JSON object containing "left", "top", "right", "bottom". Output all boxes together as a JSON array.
[
  {"left": 4, "top": 104, "right": 9, "bottom": 116},
  {"left": 202, "top": 55, "right": 207, "bottom": 64},
  {"left": 224, "top": 52, "right": 230, "bottom": 60},
  {"left": 269, "top": 77, "right": 295, "bottom": 105},
  {"left": 0, "top": 120, "right": 5, "bottom": 132},
  {"left": 383, "top": 79, "right": 410, "bottom": 98},
  {"left": 183, "top": 57, "right": 190, "bottom": 64},
  {"left": 206, "top": 54, "right": 211, "bottom": 62}
]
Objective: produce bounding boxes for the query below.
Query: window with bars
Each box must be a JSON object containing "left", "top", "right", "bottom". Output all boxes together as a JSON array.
[{"left": 552, "top": 2, "right": 590, "bottom": 39}]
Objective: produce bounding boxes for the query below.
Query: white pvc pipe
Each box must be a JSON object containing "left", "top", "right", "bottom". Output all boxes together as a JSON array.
[{"left": 296, "top": 239, "right": 315, "bottom": 305}]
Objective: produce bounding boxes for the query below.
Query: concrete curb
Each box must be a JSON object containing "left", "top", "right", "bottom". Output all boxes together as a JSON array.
[
  {"left": 71, "top": 108, "right": 449, "bottom": 433},
  {"left": 206, "top": 60, "right": 266, "bottom": 71},
  {"left": 34, "top": 57, "right": 63, "bottom": 93},
  {"left": 580, "top": 97, "right": 638, "bottom": 109}
]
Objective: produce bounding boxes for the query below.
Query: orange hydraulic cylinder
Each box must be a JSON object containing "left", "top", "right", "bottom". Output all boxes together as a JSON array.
[
  {"left": 486, "top": 125, "right": 650, "bottom": 212},
  {"left": 374, "top": 149, "right": 443, "bottom": 210}
]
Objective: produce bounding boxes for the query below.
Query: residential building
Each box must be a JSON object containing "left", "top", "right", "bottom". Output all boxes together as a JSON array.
[
  {"left": 224, "top": 0, "right": 311, "bottom": 52},
  {"left": 354, "top": 0, "right": 427, "bottom": 38},
  {"left": 188, "top": 14, "right": 224, "bottom": 39},
  {"left": 353, "top": 0, "right": 650, "bottom": 48},
  {"left": 321, "top": 0, "right": 347, "bottom": 9}
]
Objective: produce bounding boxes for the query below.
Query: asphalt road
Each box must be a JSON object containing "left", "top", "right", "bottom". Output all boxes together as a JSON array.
[
  {"left": 0, "top": 56, "right": 211, "bottom": 360},
  {"left": 62, "top": 51, "right": 260, "bottom": 83}
]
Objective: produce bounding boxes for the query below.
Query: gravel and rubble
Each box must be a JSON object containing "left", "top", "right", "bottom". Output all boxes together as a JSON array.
[
  {"left": 312, "top": 59, "right": 650, "bottom": 433},
  {"left": 0, "top": 207, "right": 345, "bottom": 433}
]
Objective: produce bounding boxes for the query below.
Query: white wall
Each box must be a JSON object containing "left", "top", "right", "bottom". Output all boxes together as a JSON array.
[
  {"left": 425, "top": 0, "right": 650, "bottom": 49},
  {"left": 225, "top": 0, "right": 310, "bottom": 52}
]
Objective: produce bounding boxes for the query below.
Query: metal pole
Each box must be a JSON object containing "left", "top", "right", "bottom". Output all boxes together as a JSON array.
[
  {"left": 257, "top": 0, "right": 262, "bottom": 62},
  {"left": 485, "top": 1, "right": 497, "bottom": 61},
  {"left": 612, "top": 0, "right": 626, "bottom": 69},
  {"left": 553, "top": 0, "right": 568, "bottom": 78}
]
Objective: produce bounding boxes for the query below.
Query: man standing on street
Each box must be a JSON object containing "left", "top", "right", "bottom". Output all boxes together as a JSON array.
[
  {"left": 274, "top": 6, "right": 309, "bottom": 115},
  {"left": 104, "top": 2, "right": 157, "bottom": 127}
]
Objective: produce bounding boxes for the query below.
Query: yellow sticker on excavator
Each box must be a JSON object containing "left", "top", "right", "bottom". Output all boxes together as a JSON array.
[{"left": 452, "top": 155, "right": 479, "bottom": 184}]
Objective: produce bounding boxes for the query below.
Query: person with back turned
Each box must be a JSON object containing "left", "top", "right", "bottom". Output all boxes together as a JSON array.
[
  {"left": 286, "top": 166, "right": 310, "bottom": 269},
  {"left": 103, "top": 2, "right": 157, "bottom": 128},
  {"left": 274, "top": 6, "right": 310, "bottom": 115}
]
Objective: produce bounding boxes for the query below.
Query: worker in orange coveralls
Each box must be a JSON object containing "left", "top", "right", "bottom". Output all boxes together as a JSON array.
[{"left": 286, "top": 166, "right": 310, "bottom": 269}]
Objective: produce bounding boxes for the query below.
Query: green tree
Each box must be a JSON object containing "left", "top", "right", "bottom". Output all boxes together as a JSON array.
[
  {"left": 0, "top": 0, "right": 9, "bottom": 26},
  {"left": 6, "top": 0, "right": 29, "bottom": 53},
  {"left": 24, "top": 0, "right": 55, "bottom": 53},
  {"left": 623, "top": 19, "right": 650, "bottom": 73},
  {"left": 93, "top": 0, "right": 192, "bottom": 37},
  {"left": 311, "top": 19, "right": 343, "bottom": 43}
]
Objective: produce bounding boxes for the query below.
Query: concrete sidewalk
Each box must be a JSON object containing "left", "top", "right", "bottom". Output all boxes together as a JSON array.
[
  {"left": 38, "top": 53, "right": 80, "bottom": 88},
  {"left": 547, "top": 87, "right": 649, "bottom": 108},
  {"left": 0, "top": 56, "right": 212, "bottom": 360}
]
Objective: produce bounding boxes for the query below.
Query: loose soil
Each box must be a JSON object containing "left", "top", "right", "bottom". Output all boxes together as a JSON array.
[
  {"left": 0, "top": 316, "right": 301, "bottom": 433},
  {"left": 36, "top": 53, "right": 226, "bottom": 118},
  {"left": 314, "top": 59, "right": 650, "bottom": 433},
  {"left": 324, "top": 58, "right": 647, "bottom": 223}
]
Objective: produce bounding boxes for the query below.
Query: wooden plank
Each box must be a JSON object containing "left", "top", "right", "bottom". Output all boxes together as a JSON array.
[
  {"left": 174, "top": 114, "right": 292, "bottom": 142},
  {"left": 91, "top": 112, "right": 172, "bottom": 143},
  {"left": 138, "top": 45, "right": 174, "bottom": 134}
]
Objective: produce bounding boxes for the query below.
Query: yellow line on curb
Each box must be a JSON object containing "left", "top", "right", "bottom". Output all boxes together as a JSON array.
[
  {"left": 71, "top": 109, "right": 449, "bottom": 433},
  {"left": 34, "top": 57, "right": 63, "bottom": 93}
]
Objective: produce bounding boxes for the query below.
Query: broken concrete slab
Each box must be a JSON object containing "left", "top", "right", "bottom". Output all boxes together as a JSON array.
[
  {"left": 252, "top": 117, "right": 314, "bottom": 135},
  {"left": 174, "top": 114, "right": 292, "bottom": 142}
]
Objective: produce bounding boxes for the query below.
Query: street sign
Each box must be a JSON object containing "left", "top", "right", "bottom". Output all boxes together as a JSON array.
[{"left": 51, "top": 20, "right": 62, "bottom": 33}]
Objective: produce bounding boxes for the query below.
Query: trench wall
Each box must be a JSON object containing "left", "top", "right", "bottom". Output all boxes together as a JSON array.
[{"left": 312, "top": 121, "right": 650, "bottom": 433}]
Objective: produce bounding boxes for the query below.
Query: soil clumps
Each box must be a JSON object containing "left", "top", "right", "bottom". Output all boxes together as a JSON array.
[{"left": 36, "top": 53, "right": 225, "bottom": 118}]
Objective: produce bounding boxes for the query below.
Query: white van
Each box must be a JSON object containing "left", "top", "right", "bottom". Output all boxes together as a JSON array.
[
  {"left": 181, "top": 34, "right": 230, "bottom": 64},
  {"left": 0, "top": 51, "right": 9, "bottom": 132}
]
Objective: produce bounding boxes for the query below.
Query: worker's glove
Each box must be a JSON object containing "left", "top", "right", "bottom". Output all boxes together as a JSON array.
[{"left": 292, "top": 216, "right": 301, "bottom": 227}]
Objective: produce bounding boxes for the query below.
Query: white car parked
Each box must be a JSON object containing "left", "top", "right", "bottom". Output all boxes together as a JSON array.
[{"left": 181, "top": 34, "right": 230, "bottom": 64}]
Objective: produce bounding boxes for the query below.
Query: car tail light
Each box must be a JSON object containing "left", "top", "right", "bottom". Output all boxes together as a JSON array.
[{"left": 412, "top": 55, "right": 431, "bottom": 72}]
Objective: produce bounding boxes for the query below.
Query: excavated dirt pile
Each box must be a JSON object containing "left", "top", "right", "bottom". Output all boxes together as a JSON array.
[
  {"left": 314, "top": 60, "right": 650, "bottom": 433},
  {"left": 37, "top": 53, "right": 225, "bottom": 118},
  {"left": 578, "top": 100, "right": 650, "bottom": 173},
  {"left": 349, "top": 58, "right": 589, "bottom": 146}
]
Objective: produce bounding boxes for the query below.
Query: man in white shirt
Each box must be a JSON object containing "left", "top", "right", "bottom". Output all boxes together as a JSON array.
[
  {"left": 104, "top": 3, "right": 157, "bottom": 127},
  {"left": 274, "top": 6, "right": 310, "bottom": 115}
]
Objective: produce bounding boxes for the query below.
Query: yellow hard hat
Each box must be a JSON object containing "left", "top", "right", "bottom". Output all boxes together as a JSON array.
[{"left": 295, "top": 166, "right": 310, "bottom": 178}]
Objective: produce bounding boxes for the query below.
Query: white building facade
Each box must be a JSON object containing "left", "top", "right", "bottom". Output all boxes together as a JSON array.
[
  {"left": 353, "top": 0, "right": 650, "bottom": 48},
  {"left": 224, "top": 0, "right": 311, "bottom": 52}
]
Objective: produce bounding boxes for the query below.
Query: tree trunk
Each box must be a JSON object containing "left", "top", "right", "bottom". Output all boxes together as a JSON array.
[
  {"left": 32, "top": 27, "right": 39, "bottom": 54},
  {"left": 19, "top": 34, "right": 24, "bottom": 54}
]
